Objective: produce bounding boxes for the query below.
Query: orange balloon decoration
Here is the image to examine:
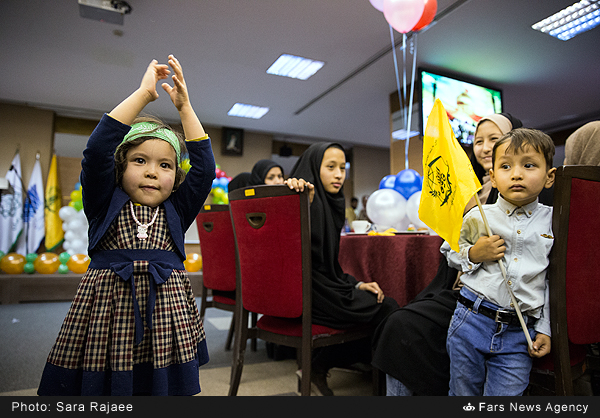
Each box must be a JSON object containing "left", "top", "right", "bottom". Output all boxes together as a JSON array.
[
  {"left": 34, "top": 252, "right": 61, "bottom": 274},
  {"left": 67, "top": 254, "right": 91, "bottom": 274},
  {"left": 412, "top": 0, "right": 437, "bottom": 32},
  {"left": 184, "top": 253, "right": 202, "bottom": 272},
  {"left": 0, "top": 253, "right": 26, "bottom": 274}
]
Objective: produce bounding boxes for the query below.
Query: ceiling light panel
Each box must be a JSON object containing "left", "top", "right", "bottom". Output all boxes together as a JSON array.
[
  {"left": 532, "top": 0, "right": 600, "bottom": 40},
  {"left": 227, "top": 103, "right": 269, "bottom": 119},
  {"left": 266, "top": 54, "right": 325, "bottom": 80}
]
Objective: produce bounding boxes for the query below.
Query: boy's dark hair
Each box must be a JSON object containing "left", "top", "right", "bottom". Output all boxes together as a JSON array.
[
  {"left": 114, "top": 114, "right": 188, "bottom": 192},
  {"left": 492, "top": 127, "right": 555, "bottom": 170}
]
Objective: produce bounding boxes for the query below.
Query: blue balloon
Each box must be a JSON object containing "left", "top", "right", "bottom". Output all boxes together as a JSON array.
[
  {"left": 379, "top": 174, "right": 397, "bottom": 190},
  {"left": 394, "top": 169, "right": 422, "bottom": 199},
  {"left": 212, "top": 178, "right": 220, "bottom": 188}
]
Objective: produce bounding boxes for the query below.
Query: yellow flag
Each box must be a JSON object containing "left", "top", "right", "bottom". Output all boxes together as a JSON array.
[
  {"left": 45, "top": 154, "right": 64, "bottom": 251},
  {"left": 418, "top": 99, "right": 481, "bottom": 252}
]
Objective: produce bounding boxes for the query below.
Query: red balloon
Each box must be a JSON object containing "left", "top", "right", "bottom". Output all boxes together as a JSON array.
[
  {"left": 383, "top": 0, "right": 425, "bottom": 34},
  {"left": 412, "top": 0, "right": 437, "bottom": 32}
]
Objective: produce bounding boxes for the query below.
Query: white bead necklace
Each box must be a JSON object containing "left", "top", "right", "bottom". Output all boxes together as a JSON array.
[{"left": 130, "top": 201, "right": 159, "bottom": 240}]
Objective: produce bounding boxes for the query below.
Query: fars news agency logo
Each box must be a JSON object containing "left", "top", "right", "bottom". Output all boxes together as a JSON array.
[{"left": 463, "top": 403, "right": 476, "bottom": 412}]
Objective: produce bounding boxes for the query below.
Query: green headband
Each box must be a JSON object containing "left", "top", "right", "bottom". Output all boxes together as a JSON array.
[{"left": 121, "top": 122, "right": 182, "bottom": 163}]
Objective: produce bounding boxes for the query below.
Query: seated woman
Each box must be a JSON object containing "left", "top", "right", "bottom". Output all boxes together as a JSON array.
[
  {"left": 371, "top": 112, "right": 524, "bottom": 396},
  {"left": 228, "top": 159, "right": 285, "bottom": 192},
  {"left": 564, "top": 120, "right": 600, "bottom": 166},
  {"left": 286, "top": 142, "right": 399, "bottom": 396}
]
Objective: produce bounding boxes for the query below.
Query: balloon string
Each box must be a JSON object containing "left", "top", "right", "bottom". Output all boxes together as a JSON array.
[
  {"left": 406, "top": 33, "right": 418, "bottom": 171},
  {"left": 402, "top": 33, "right": 407, "bottom": 130},
  {"left": 389, "top": 24, "right": 403, "bottom": 131}
]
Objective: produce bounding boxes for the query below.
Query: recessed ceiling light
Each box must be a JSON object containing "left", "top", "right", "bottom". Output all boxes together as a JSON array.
[
  {"left": 266, "top": 54, "right": 325, "bottom": 80},
  {"left": 392, "top": 129, "right": 420, "bottom": 141},
  {"left": 532, "top": 0, "right": 600, "bottom": 40},
  {"left": 227, "top": 103, "right": 269, "bottom": 119}
]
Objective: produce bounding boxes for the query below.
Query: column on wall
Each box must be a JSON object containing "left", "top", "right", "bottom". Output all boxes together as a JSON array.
[{"left": 389, "top": 90, "right": 423, "bottom": 177}]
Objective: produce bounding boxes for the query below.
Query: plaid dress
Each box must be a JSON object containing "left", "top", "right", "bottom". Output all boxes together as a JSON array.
[{"left": 38, "top": 203, "right": 208, "bottom": 396}]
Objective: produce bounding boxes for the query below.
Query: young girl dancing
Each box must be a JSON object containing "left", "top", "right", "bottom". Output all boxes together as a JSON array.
[{"left": 38, "top": 55, "right": 215, "bottom": 396}]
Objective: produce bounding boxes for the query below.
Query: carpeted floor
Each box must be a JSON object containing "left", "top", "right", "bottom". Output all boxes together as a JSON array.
[{"left": 0, "top": 299, "right": 373, "bottom": 396}]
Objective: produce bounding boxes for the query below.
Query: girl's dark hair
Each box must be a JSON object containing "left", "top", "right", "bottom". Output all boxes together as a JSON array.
[
  {"left": 114, "top": 115, "right": 188, "bottom": 192},
  {"left": 492, "top": 127, "right": 555, "bottom": 169}
]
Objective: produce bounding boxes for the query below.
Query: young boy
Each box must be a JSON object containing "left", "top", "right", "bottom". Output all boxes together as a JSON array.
[{"left": 441, "top": 128, "right": 556, "bottom": 396}]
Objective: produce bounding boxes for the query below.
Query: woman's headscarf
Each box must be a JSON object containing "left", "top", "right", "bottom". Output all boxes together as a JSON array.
[
  {"left": 249, "top": 159, "right": 284, "bottom": 186},
  {"left": 564, "top": 121, "right": 600, "bottom": 166},
  {"left": 228, "top": 159, "right": 284, "bottom": 192},
  {"left": 228, "top": 172, "right": 252, "bottom": 192},
  {"left": 290, "top": 143, "right": 346, "bottom": 270},
  {"left": 290, "top": 142, "right": 380, "bottom": 327}
]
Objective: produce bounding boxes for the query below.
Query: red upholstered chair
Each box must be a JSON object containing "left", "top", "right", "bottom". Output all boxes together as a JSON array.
[
  {"left": 227, "top": 184, "right": 377, "bottom": 396},
  {"left": 196, "top": 204, "right": 256, "bottom": 351},
  {"left": 528, "top": 165, "right": 600, "bottom": 395}
]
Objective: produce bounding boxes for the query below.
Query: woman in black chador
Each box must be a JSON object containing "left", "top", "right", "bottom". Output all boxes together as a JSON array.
[{"left": 286, "top": 142, "right": 399, "bottom": 395}]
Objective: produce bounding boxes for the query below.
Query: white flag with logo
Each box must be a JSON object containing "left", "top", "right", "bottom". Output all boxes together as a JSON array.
[
  {"left": 16, "top": 156, "right": 45, "bottom": 254},
  {"left": 0, "top": 152, "right": 24, "bottom": 254}
]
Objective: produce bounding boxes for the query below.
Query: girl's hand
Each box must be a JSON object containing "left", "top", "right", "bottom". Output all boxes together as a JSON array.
[
  {"left": 468, "top": 235, "right": 505, "bottom": 264},
  {"left": 284, "top": 178, "right": 315, "bottom": 203},
  {"left": 141, "top": 59, "right": 170, "bottom": 102},
  {"left": 162, "top": 55, "right": 190, "bottom": 111},
  {"left": 358, "top": 282, "right": 385, "bottom": 303}
]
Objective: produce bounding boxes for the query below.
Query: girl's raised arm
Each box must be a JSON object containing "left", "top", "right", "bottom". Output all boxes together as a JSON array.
[{"left": 162, "top": 55, "right": 206, "bottom": 140}]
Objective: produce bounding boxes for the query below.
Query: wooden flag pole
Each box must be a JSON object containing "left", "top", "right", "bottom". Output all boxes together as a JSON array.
[{"left": 474, "top": 194, "right": 534, "bottom": 351}]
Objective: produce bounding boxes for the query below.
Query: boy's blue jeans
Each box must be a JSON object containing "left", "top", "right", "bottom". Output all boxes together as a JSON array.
[{"left": 446, "top": 287, "right": 537, "bottom": 396}]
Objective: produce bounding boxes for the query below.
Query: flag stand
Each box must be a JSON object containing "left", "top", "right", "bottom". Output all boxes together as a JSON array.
[{"left": 474, "top": 194, "right": 534, "bottom": 351}]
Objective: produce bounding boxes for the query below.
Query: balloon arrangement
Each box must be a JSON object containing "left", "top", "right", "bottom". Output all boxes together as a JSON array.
[
  {"left": 370, "top": 0, "right": 437, "bottom": 34},
  {"left": 211, "top": 164, "right": 232, "bottom": 205},
  {"left": 0, "top": 251, "right": 89, "bottom": 274},
  {"left": 368, "top": 169, "right": 428, "bottom": 231},
  {"left": 183, "top": 252, "right": 202, "bottom": 272},
  {"left": 365, "top": 1, "right": 437, "bottom": 232},
  {"left": 0, "top": 252, "right": 26, "bottom": 274},
  {"left": 59, "top": 204, "right": 89, "bottom": 256},
  {"left": 69, "top": 182, "right": 83, "bottom": 211},
  {"left": 66, "top": 253, "right": 91, "bottom": 274}
]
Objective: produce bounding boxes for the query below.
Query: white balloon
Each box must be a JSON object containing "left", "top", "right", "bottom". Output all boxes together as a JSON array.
[
  {"left": 64, "top": 230, "right": 75, "bottom": 242},
  {"left": 59, "top": 205, "right": 76, "bottom": 221},
  {"left": 70, "top": 238, "right": 84, "bottom": 252},
  {"left": 406, "top": 191, "right": 428, "bottom": 229},
  {"left": 394, "top": 215, "right": 411, "bottom": 231},
  {"left": 366, "top": 188, "right": 407, "bottom": 229}
]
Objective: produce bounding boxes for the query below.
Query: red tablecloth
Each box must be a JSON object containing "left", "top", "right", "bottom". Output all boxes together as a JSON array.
[{"left": 338, "top": 233, "right": 444, "bottom": 307}]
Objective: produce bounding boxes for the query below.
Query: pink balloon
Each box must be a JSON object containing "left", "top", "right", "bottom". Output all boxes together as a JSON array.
[
  {"left": 383, "top": 0, "right": 426, "bottom": 34},
  {"left": 369, "top": 0, "right": 385, "bottom": 12},
  {"left": 412, "top": 0, "right": 437, "bottom": 32}
]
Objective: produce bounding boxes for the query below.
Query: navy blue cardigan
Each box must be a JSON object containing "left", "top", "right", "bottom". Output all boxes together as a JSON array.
[{"left": 81, "top": 114, "right": 215, "bottom": 261}]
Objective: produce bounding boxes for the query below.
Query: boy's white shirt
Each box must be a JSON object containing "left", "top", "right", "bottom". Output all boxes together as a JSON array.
[{"left": 441, "top": 195, "right": 552, "bottom": 336}]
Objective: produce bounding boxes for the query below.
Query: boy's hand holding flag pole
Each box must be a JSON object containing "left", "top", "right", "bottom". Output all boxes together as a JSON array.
[{"left": 418, "top": 99, "right": 533, "bottom": 351}]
